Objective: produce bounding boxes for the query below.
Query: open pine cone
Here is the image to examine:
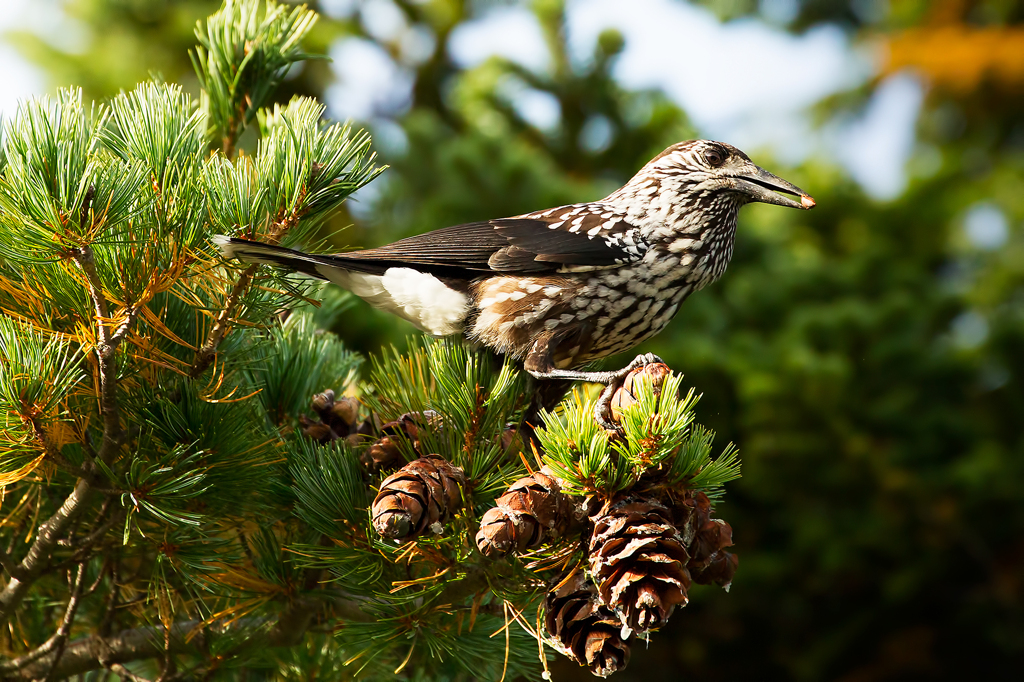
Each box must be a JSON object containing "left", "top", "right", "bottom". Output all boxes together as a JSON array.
[
  {"left": 679, "top": 491, "right": 738, "bottom": 589},
  {"left": 299, "top": 389, "right": 365, "bottom": 443},
  {"left": 476, "top": 467, "right": 574, "bottom": 557},
  {"left": 588, "top": 496, "right": 691, "bottom": 635},
  {"left": 545, "top": 571, "right": 631, "bottom": 678},
  {"left": 371, "top": 454, "right": 466, "bottom": 542},
  {"left": 360, "top": 410, "right": 441, "bottom": 472},
  {"left": 608, "top": 362, "right": 671, "bottom": 423}
]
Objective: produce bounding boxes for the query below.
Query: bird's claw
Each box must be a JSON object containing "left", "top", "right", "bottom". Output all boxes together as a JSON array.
[
  {"left": 624, "top": 352, "right": 665, "bottom": 373},
  {"left": 593, "top": 383, "right": 620, "bottom": 432}
]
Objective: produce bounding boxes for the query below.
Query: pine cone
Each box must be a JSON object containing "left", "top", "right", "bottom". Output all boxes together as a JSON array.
[
  {"left": 678, "top": 491, "right": 738, "bottom": 589},
  {"left": 690, "top": 550, "right": 738, "bottom": 589},
  {"left": 476, "top": 468, "right": 574, "bottom": 558},
  {"left": 545, "top": 572, "right": 630, "bottom": 678},
  {"left": 298, "top": 418, "right": 334, "bottom": 443},
  {"left": 300, "top": 389, "right": 361, "bottom": 443},
  {"left": 609, "top": 363, "right": 671, "bottom": 423},
  {"left": 499, "top": 422, "right": 525, "bottom": 457},
  {"left": 588, "top": 496, "right": 690, "bottom": 635},
  {"left": 360, "top": 410, "right": 440, "bottom": 472},
  {"left": 371, "top": 454, "right": 467, "bottom": 542}
]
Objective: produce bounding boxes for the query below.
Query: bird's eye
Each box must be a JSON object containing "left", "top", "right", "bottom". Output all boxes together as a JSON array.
[{"left": 704, "top": 148, "right": 726, "bottom": 167}]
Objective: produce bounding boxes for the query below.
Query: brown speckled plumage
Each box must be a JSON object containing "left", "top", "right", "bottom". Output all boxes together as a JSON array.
[{"left": 216, "top": 140, "right": 814, "bottom": 423}]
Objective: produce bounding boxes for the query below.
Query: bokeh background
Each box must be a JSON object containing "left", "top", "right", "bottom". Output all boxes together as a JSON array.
[{"left": 2, "top": 0, "right": 1022, "bottom": 679}]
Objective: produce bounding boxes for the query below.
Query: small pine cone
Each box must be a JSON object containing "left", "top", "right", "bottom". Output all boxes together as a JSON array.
[
  {"left": 310, "top": 389, "right": 335, "bottom": 415},
  {"left": 545, "top": 572, "right": 630, "bottom": 678},
  {"left": 310, "top": 389, "right": 361, "bottom": 436},
  {"left": 589, "top": 496, "right": 690, "bottom": 635},
  {"left": 360, "top": 411, "right": 440, "bottom": 472},
  {"left": 371, "top": 454, "right": 467, "bottom": 542},
  {"left": 690, "top": 550, "right": 738, "bottom": 589},
  {"left": 476, "top": 468, "right": 573, "bottom": 558},
  {"left": 609, "top": 363, "right": 671, "bottom": 423},
  {"left": 301, "top": 390, "right": 362, "bottom": 443},
  {"left": 679, "top": 491, "right": 738, "bottom": 589},
  {"left": 362, "top": 434, "right": 404, "bottom": 470},
  {"left": 298, "top": 416, "right": 336, "bottom": 444}
]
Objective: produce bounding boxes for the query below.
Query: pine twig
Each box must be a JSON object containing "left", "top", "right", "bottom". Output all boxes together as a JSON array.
[
  {"left": 101, "top": 662, "right": 152, "bottom": 682},
  {"left": 73, "top": 244, "right": 125, "bottom": 462},
  {"left": 98, "top": 554, "right": 121, "bottom": 638},
  {"left": 6, "top": 561, "right": 513, "bottom": 679},
  {"left": 189, "top": 211, "right": 303, "bottom": 378},
  {"left": 189, "top": 264, "right": 258, "bottom": 377},
  {"left": 0, "top": 562, "right": 87, "bottom": 675},
  {"left": 0, "top": 479, "right": 94, "bottom": 623},
  {"left": 43, "top": 562, "right": 89, "bottom": 682},
  {"left": 0, "top": 547, "right": 23, "bottom": 580}
]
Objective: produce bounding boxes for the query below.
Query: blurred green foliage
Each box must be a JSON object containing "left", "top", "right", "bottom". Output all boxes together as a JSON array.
[{"left": 10, "top": 0, "right": 1024, "bottom": 679}]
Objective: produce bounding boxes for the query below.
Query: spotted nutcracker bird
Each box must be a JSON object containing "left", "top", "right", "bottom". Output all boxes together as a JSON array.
[{"left": 215, "top": 140, "right": 814, "bottom": 426}]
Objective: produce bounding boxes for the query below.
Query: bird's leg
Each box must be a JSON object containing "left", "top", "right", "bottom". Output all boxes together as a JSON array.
[{"left": 524, "top": 336, "right": 664, "bottom": 430}]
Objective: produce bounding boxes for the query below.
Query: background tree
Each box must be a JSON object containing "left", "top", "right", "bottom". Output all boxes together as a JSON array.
[{"left": 5, "top": 0, "right": 1024, "bottom": 680}]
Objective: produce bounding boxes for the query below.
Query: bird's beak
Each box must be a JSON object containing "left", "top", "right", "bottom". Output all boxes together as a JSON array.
[{"left": 731, "top": 165, "right": 815, "bottom": 210}]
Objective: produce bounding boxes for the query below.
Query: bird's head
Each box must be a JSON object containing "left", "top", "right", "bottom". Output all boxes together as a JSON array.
[{"left": 646, "top": 140, "right": 815, "bottom": 210}]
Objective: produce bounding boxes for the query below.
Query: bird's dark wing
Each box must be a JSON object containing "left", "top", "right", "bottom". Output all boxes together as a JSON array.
[
  {"left": 336, "top": 221, "right": 512, "bottom": 273},
  {"left": 337, "top": 203, "right": 647, "bottom": 278}
]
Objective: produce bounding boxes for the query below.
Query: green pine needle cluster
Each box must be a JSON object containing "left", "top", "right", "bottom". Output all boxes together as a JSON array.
[
  {"left": 192, "top": 0, "right": 322, "bottom": 154},
  {"left": 538, "top": 374, "right": 741, "bottom": 501}
]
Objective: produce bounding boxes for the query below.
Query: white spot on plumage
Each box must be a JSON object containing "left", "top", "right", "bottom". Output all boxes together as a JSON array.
[
  {"left": 669, "top": 238, "right": 701, "bottom": 253},
  {"left": 319, "top": 267, "right": 468, "bottom": 336}
]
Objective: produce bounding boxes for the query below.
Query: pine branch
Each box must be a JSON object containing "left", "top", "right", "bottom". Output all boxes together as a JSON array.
[
  {"left": 43, "top": 562, "right": 88, "bottom": 682},
  {"left": 4, "top": 592, "right": 376, "bottom": 680},
  {"left": 0, "top": 240, "right": 138, "bottom": 623},
  {"left": 2, "top": 561, "right": 510, "bottom": 680},
  {"left": 72, "top": 244, "right": 125, "bottom": 462},
  {"left": 0, "top": 480, "right": 94, "bottom": 623}
]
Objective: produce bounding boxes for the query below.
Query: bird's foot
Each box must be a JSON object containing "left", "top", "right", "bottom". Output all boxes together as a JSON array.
[
  {"left": 592, "top": 353, "right": 665, "bottom": 431},
  {"left": 623, "top": 353, "right": 665, "bottom": 373}
]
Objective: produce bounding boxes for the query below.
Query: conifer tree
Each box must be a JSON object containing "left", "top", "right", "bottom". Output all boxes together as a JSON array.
[{"left": 0, "top": 2, "right": 741, "bottom": 678}]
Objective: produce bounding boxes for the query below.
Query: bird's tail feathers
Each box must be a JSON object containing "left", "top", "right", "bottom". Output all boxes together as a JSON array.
[{"left": 212, "top": 235, "right": 360, "bottom": 279}]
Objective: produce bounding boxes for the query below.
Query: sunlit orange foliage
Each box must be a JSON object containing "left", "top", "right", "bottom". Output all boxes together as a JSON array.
[{"left": 883, "top": 24, "right": 1024, "bottom": 91}]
